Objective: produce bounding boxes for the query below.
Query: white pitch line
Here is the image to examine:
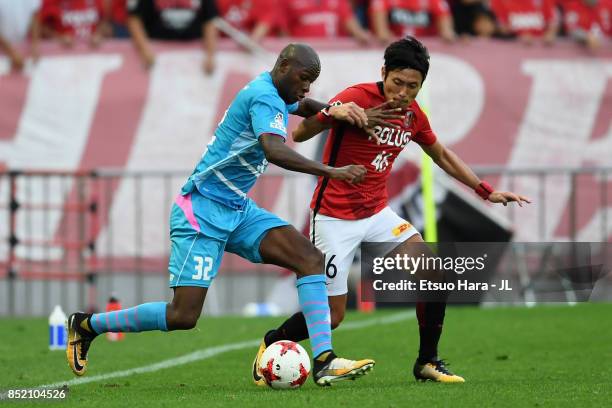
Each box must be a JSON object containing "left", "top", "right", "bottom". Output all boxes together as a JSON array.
[{"left": 21, "top": 311, "right": 414, "bottom": 392}]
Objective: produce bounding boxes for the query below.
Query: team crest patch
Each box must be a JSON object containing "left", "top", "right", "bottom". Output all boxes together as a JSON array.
[
  {"left": 392, "top": 222, "right": 412, "bottom": 237},
  {"left": 270, "top": 112, "right": 286, "bottom": 133},
  {"left": 404, "top": 111, "right": 414, "bottom": 128}
]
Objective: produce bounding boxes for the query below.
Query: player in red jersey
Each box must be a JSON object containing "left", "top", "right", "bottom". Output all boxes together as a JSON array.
[{"left": 254, "top": 37, "right": 530, "bottom": 384}]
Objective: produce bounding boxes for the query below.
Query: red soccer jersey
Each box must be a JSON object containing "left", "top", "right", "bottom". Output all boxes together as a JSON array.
[
  {"left": 281, "top": 0, "right": 354, "bottom": 37},
  {"left": 490, "top": 0, "right": 557, "bottom": 36},
  {"left": 217, "top": 0, "right": 282, "bottom": 33},
  {"left": 369, "top": 0, "right": 451, "bottom": 37},
  {"left": 110, "top": 0, "right": 127, "bottom": 24},
  {"left": 41, "top": 0, "right": 104, "bottom": 39},
  {"left": 562, "top": 0, "right": 611, "bottom": 37},
  {"left": 310, "top": 82, "right": 437, "bottom": 220}
]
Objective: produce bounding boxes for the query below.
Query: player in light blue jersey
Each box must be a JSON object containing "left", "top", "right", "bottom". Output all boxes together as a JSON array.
[{"left": 66, "top": 43, "right": 391, "bottom": 386}]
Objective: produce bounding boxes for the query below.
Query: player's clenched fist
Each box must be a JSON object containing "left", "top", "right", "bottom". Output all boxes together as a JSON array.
[{"left": 329, "top": 165, "right": 367, "bottom": 184}]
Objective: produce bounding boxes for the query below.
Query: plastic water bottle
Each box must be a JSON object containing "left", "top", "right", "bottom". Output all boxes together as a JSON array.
[
  {"left": 49, "top": 305, "right": 67, "bottom": 350},
  {"left": 106, "top": 295, "right": 124, "bottom": 341}
]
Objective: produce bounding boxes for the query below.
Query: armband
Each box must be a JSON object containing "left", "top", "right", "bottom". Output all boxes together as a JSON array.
[
  {"left": 315, "top": 104, "right": 334, "bottom": 124},
  {"left": 475, "top": 181, "right": 494, "bottom": 200}
]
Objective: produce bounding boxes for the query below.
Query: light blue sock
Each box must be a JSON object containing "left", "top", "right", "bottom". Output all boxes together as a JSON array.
[
  {"left": 89, "top": 302, "right": 168, "bottom": 334},
  {"left": 296, "top": 274, "right": 332, "bottom": 358}
]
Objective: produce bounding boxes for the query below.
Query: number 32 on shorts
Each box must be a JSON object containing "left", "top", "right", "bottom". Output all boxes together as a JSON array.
[{"left": 192, "top": 256, "right": 213, "bottom": 281}]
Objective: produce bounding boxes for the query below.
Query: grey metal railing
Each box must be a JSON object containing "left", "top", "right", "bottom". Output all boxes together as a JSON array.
[
  {"left": 1, "top": 166, "right": 610, "bottom": 315},
  {"left": 472, "top": 166, "right": 611, "bottom": 242}
]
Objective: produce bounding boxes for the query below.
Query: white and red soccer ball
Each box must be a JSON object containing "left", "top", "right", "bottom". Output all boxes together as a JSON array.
[{"left": 259, "top": 340, "right": 311, "bottom": 389}]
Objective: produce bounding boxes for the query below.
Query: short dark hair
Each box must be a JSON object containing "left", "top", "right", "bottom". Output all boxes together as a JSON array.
[{"left": 383, "top": 36, "right": 430, "bottom": 82}]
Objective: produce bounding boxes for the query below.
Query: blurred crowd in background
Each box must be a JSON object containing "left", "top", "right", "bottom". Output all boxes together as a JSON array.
[{"left": 0, "top": 0, "right": 610, "bottom": 74}]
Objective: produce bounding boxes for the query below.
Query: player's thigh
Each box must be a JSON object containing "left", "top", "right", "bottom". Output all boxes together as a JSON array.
[
  {"left": 225, "top": 198, "right": 293, "bottom": 265},
  {"left": 168, "top": 194, "right": 228, "bottom": 289},
  {"left": 257, "top": 225, "right": 323, "bottom": 275},
  {"left": 364, "top": 206, "right": 420, "bottom": 243},
  {"left": 366, "top": 210, "right": 434, "bottom": 271},
  {"left": 311, "top": 214, "right": 364, "bottom": 296},
  {"left": 389, "top": 230, "right": 447, "bottom": 295},
  {"left": 169, "top": 286, "right": 208, "bottom": 317},
  {"left": 392, "top": 232, "right": 435, "bottom": 257}
]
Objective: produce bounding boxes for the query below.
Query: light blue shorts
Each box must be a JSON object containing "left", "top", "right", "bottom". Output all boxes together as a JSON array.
[{"left": 168, "top": 190, "right": 289, "bottom": 288}]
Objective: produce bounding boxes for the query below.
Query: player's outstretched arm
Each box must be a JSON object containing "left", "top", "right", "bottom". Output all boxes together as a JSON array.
[
  {"left": 293, "top": 101, "right": 403, "bottom": 143},
  {"left": 260, "top": 134, "right": 366, "bottom": 183},
  {"left": 292, "top": 102, "right": 369, "bottom": 142},
  {"left": 292, "top": 98, "right": 329, "bottom": 118},
  {"left": 421, "top": 140, "right": 531, "bottom": 206}
]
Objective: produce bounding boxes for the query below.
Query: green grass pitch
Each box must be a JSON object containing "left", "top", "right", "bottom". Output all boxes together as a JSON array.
[{"left": 1, "top": 303, "right": 610, "bottom": 407}]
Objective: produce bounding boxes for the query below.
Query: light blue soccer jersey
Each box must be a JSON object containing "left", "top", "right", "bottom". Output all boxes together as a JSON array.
[{"left": 181, "top": 71, "right": 299, "bottom": 209}]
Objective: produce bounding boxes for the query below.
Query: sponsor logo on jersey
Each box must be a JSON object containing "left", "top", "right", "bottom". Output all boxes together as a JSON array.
[
  {"left": 390, "top": 9, "right": 431, "bottom": 27},
  {"left": 61, "top": 8, "right": 99, "bottom": 27},
  {"left": 270, "top": 112, "right": 286, "bottom": 133},
  {"left": 155, "top": 0, "right": 200, "bottom": 29},
  {"left": 370, "top": 126, "right": 412, "bottom": 147},
  {"left": 155, "top": 0, "right": 200, "bottom": 10},
  {"left": 509, "top": 12, "right": 545, "bottom": 30},
  {"left": 392, "top": 222, "right": 412, "bottom": 237}
]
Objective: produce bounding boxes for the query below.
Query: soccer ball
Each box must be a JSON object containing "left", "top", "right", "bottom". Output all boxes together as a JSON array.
[{"left": 258, "top": 340, "right": 311, "bottom": 389}]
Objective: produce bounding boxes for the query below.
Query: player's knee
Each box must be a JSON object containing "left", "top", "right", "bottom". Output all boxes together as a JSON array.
[
  {"left": 330, "top": 310, "right": 345, "bottom": 330},
  {"left": 172, "top": 314, "right": 199, "bottom": 330},
  {"left": 300, "top": 247, "right": 325, "bottom": 276},
  {"left": 166, "top": 308, "right": 200, "bottom": 330},
  {"left": 306, "top": 247, "right": 325, "bottom": 275}
]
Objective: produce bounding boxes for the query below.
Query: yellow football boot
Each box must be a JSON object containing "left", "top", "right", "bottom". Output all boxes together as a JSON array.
[
  {"left": 66, "top": 312, "right": 97, "bottom": 376},
  {"left": 313, "top": 356, "right": 375, "bottom": 386},
  {"left": 251, "top": 339, "right": 268, "bottom": 386},
  {"left": 413, "top": 360, "right": 465, "bottom": 383}
]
